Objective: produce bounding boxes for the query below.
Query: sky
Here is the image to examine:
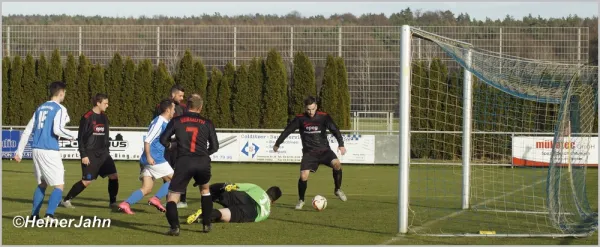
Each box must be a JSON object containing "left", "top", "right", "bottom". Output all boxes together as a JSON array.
[{"left": 1, "top": 1, "right": 598, "bottom": 21}]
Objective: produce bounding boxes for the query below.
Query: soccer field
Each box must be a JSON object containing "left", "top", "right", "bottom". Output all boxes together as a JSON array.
[{"left": 2, "top": 160, "right": 597, "bottom": 245}]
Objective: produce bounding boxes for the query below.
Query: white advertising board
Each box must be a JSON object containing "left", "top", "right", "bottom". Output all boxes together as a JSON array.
[
  {"left": 237, "top": 133, "right": 375, "bottom": 164},
  {"left": 5, "top": 130, "right": 376, "bottom": 164},
  {"left": 512, "top": 136, "right": 598, "bottom": 167}
]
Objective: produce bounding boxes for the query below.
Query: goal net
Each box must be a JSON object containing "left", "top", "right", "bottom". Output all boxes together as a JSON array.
[{"left": 398, "top": 25, "right": 598, "bottom": 237}]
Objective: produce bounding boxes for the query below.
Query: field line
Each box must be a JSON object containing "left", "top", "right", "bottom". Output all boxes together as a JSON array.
[
  {"left": 3, "top": 209, "right": 33, "bottom": 216},
  {"left": 379, "top": 178, "right": 546, "bottom": 245}
]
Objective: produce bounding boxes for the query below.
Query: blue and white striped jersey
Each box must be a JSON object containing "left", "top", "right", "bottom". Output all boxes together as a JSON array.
[
  {"left": 15, "top": 101, "right": 76, "bottom": 156},
  {"left": 140, "top": 115, "right": 170, "bottom": 166}
]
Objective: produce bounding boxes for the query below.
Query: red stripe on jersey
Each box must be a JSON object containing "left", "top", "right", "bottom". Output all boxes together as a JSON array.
[
  {"left": 84, "top": 111, "right": 93, "bottom": 119},
  {"left": 316, "top": 111, "right": 328, "bottom": 116}
]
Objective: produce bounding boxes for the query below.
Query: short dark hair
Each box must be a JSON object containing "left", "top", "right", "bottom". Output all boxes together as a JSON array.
[
  {"left": 158, "top": 98, "right": 174, "bottom": 114},
  {"left": 171, "top": 84, "right": 185, "bottom": 94},
  {"left": 187, "top": 94, "right": 203, "bottom": 110},
  {"left": 303, "top": 96, "right": 317, "bottom": 106},
  {"left": 266, "top": 186, "right": 282, "bottom": 202},
  {"left": 92, "top": 93, "right": 109, "bottom": 106},
  {"left": 49, "top": 81, "right": 67, "bottom": 97}
]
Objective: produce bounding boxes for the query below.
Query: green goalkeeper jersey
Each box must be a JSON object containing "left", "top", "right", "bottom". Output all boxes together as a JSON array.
[{"left": 236, "top": 183, "right": 271, "bottom": 222}]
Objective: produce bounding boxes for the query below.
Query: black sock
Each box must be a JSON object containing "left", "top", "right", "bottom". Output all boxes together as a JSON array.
[
  {"left": 333, "top": 169, "right": 343, "bottom": 191},
  {"left": 108, "top": 179, "right": 119, "bottom": 204},
  {"left": 166, "top": 201, "right": 179, "bottom": 229},
  {"left": 201, "top": 195, "right": 213, "bottom": 225},
  {"left": 64, "top": 181, "right": 87, "bottom": 201},
  {"left": 298, "top": 179, "right": 307, "bottom": 201},
  {"left": 210, "top": 209, "right": 222, "bottom": 222},
  {"left": 180, "top": 192, "right": 187, "bottom": 203}
]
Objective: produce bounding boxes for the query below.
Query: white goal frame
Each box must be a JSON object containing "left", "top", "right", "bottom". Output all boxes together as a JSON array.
[
  {"left": 397, "top": 25, "right": 599, "bottom": 237},
  {"left": 398, "top": 25, "right": 474, "bottom": 235}
]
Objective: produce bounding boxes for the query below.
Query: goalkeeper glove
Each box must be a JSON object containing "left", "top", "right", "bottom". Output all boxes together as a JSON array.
[{"left": 224, "top": 183, "right": 239, "bottom": 192}]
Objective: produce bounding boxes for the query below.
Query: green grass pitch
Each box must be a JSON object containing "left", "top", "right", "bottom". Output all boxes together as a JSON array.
[{"left": 2, "top": 160, "right": 597, "bottom": 245}]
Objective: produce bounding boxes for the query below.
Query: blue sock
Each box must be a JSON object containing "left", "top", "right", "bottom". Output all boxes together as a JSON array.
[
  {"left": 125, "top": 190, "right": 145, "bottom": 205},
  {"left": 45, "top": 188, "right": 63, "bottom": 216},
  {"left": 154, "top": 182, "right": 170, "bottom": 199},
  {"left": 31, "top": 185, "right": 47, "bottom": 216}
]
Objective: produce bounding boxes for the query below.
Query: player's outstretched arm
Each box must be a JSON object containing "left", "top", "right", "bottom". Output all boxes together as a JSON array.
[
  {"left": 273, "top": 117, "right": 299, "bottom": 150},
  {"left": 78, "top": 114, "right": 91, "bottom": 158},
  {"left": 53, "top": 107, "right": 76, "bottom": 140},
  {"left": 207, "top": 120, "right": 219, "bottom": 155},
  {"left": 159, "top": 120, "right": 176, "bottom": 149},
  {"left": 14, "top": 116, "right": 35, "bottom": 162},
  {"left": 326, "top": 114, "right": 346, "bottom": 154}
]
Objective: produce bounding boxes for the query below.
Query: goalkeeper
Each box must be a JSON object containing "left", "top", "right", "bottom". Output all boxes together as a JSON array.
[{"left": 186, "top": 183, "right": 282, "bottom": 224}]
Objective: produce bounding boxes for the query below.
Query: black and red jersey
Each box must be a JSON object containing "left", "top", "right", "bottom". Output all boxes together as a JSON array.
[
  {"left": 159, "top": 112, "right": 219, "bottom": 158},
  {"left": 274, "top": 111, "right": 344, "bottom": 153},
  {"left": 78, "top": 110, "right": 110, "bottom": 157}
]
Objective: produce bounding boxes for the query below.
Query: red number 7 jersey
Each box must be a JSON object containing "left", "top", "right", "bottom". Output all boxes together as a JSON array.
[{"left": 159, "top": 112, "right": 219, "bottom": 158}]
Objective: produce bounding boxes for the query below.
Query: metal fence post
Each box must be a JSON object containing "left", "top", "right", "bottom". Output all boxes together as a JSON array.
[
  {"left": 234, "top": 26, "right": 237, "bottom": 67},
  {"left": 79, "top": 26, "right": 82, "bottom": 56},
  {"left": 156, "top": 26, "right": 160, "bottom": 66}
]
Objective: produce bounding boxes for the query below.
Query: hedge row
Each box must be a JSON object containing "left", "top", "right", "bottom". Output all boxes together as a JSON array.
[{"left": 3, "top": 49, "right": 352, "bottom": 130}]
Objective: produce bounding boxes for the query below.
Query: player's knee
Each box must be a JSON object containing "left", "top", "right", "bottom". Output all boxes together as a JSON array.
[
  {"left": 200, "top": 187, "right": 210, "bottom": 195},
  {"left": 39, "top": 180, "right": 48, "bottom": 188},
  {"left": 299, "top": 171, "right": 310, "bottom": 181},
  {"left": 167, "top": 192, "right": 180, "bottom": 203},
  {"left": 332, "top": 160, "right": 342, "bottom": 170},
  {"left": 140, "top": 187, "right": 152, "bottom": 195},
  {"left": 108, "top": 173, "right": 118, "bottom": 180},
  {"left": 219, "top": 208, "right": 231, "bottom": 223},
  {"left": 81, "top": 180, "right": 92, "bottom": 187},
  {"left": 54, "top": 184, "right": 64, "bottom": 190}
]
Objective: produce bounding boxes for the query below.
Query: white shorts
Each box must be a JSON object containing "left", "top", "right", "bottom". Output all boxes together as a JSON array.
[
  {"left": 139, "top": 162, "right": 174, "bottom": 180},
  {"left": 32, "top": 149, "right": 65, "bottom": 186}
]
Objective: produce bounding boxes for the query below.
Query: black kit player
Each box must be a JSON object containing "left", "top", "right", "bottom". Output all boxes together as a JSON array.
[
  {"left": 61, "top": 93, "right": 119, "bottom": 208},
  {"left": 159, "top": 94, "right": 219, "bottom": 236},
  {"left": 186, "top": 182, "right": 282, "bottom": 225},
  {"left": 155, "top": 84, "right": 190, "bottom": 208},
  {"left": 273, "top": 96, "right": 347, "bottom": 210}
]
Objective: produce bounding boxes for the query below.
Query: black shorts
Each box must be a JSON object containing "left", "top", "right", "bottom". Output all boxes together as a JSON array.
[
  {"left": 228, "top": 204, "right": 258, "bottom": 223},
  {"left": 217, "top": 191, "right": 258, "bottom": 223},
  {"left": 165, "top": 142, "right": 178, "bottom": 169},
  {"left": 168, "top": 156, "right": 211, "bottom": 193},
  {"left": 82, "top": 152, "right": 117, "bottom": 181},
  {"left": 300, "top": 149, "right": 338, "bottom": 172}
]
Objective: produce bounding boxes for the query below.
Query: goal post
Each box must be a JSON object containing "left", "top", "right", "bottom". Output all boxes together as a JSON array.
[
  {"left": 398, "top": 25, "right": 598, "bottom": 237},
  {"left": 399, "top": 25, "right": 475, "bottom": 233}
]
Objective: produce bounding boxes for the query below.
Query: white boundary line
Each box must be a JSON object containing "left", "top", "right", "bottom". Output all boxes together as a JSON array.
[{"left": 379, "top": 179, "right": 546, "bottom": 245}]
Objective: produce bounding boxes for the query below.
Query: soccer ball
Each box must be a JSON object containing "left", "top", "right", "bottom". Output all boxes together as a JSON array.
[{"left": 312, "top": 195, "right": 327, "bottom": 211}]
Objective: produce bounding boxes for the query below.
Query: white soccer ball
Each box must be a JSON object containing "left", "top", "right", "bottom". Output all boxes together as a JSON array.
[{"left": 312, "top": 195, "right": 327, "bottom": 211}]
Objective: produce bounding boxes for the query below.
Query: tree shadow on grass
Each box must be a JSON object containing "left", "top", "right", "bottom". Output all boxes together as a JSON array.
[
  {"left": 269, "top": 215, "right": 391, "bottom": 235},
  {"left": 2, "top": 196, "right": 155, "bottom": 214}
]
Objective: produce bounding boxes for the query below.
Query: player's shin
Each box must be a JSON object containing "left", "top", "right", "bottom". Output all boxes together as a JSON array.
[
  {"left": 333, "top": 169, "right": 343, "bottom": 191},
  {"left": 125, "top": 189, "right": 145, "bottom": 205},
  {"left": 154, "top": 182, "right": 170, "bottom": 199},
  {"left": 31, "top": 185, "right": 46, "bottom": 216},
  {"left": 298, "top": 179, "right": 307, "bottom": 201},
  {"left": 45, "top": 188, "right": 63, "bottom": 216},
  {"left": 211, "top": 209, "right": 222, "bottom": 222},
  {"left": 108, "top": 178, "right": 119, "bottom": 204},
  {"left": 64, "top": 181, "right": 86, "bottom": 201},
  {"left": 201, "top": 193, "right": 213, "bottom": 226},
  {"left": 166, "top": 201, "right": 179, "bottom": 228}
]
